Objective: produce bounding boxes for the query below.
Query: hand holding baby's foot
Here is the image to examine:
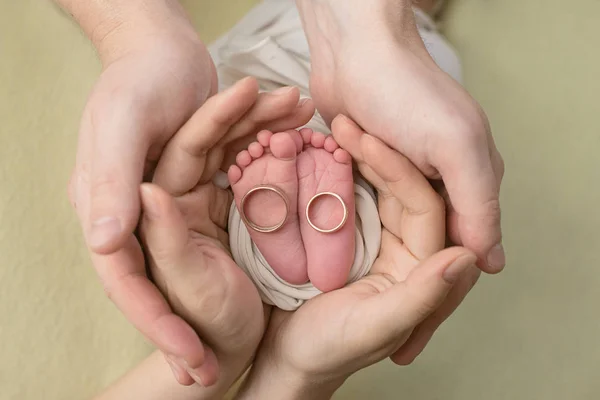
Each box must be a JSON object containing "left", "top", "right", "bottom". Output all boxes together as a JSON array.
[
  {"left": 140, "top": 182, "right": 262, "bottom": 388},
  {"left": 138, "top": 77, "right": 315, "bottom": 389},
  {"left": 229, "top": 128, "right": 355, "bottom": 292}
]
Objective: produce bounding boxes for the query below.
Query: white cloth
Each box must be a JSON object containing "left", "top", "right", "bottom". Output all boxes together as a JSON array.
[
  {"left": 209, "top": 0, "right": 462, "bottom": 310},
  {"left": 228, "top": 177, "right": 381, "bottom": 310}
]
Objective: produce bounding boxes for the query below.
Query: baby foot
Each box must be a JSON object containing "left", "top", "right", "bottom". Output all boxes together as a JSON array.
[
  {"left": 229, "top": 130, "right": 309, "bottom": 284},
  {"left": 297, "top": 129, "right": 356, "bottom": 292}
]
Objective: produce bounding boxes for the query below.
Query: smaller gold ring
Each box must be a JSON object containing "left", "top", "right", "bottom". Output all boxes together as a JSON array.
[
  {"left": 305, "top": 192, "right": 348, "bottom": 234},
  {"left": 240, "top": 184, "right": 290, "bottom": 233}
]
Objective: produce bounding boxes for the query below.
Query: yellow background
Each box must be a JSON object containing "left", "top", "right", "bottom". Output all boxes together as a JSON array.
[{"left": 1, "top": 0, "right": 599, "bottom": 398}]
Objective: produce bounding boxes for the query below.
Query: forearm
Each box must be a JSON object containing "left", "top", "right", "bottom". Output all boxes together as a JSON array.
[
  {"left": 55, "top": 0, "right": 199, "bottom": 64},
  {"left": 93, "top": 351, "right": 241, "bottom": 400},
  {"left": 234, "top": 355, "right": 344, "bottom": 400},
  {"left": 295, "top": 0, "right": 421, "bottom": 50},
  {"left": 93, "top": 351, "right": 202, "bottom": 400}
]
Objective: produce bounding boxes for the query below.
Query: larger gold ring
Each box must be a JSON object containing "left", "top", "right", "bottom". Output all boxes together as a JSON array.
[
  {"left": 305, "top": 192, "right": 348, "bottom": 234},
  {"left": 240, "top": 184, "right": 290, "bottom": 233}
]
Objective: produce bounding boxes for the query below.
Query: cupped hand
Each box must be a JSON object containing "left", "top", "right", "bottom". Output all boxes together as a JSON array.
[
  {"left": 304, "top": 4, "right": 505, "bottom": 273},
  {"left": 332, "top": 116, "right": 482, "bottom": 365},
  {"left": 70, "top": 74, "right": 315, "bottom": 385},
  {"left": 72, "top": 33, "right": 217, "bottom": 253},
  {"left": 244, "top": 116, "right": 477, "bottom": 392},
  {"left": 139, "top": 178, "right": 262, "bottom": 392}
]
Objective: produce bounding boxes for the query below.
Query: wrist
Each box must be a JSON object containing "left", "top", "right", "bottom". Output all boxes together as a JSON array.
[
  {"left": 296, "top": 0, "right": 416, "bottom": 45},
  {"left": 57, "top": 0, "right": 201, "bottom": 66},
  {"left": 235, "top": 352, "right": 345, "bottom": 400},
  {"left": 295, "top": 0, "right": 435, "bottom": 73}
]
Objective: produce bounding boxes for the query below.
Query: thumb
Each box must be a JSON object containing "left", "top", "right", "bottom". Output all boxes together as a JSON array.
[
  {"left": 437, "top": 137, "right": 504, "bottom": 274},
  {"left": 139, "top": 183, "right": 188, "bottom": 268},
  {"left": 140, "top": 183, "right": 222, "bottom": 386},
  {"left": 86, "top": 100, "right": 150, "bottom": 254},
  {"left": 370, "top": 247, "right": 477, "bottom": 339}
]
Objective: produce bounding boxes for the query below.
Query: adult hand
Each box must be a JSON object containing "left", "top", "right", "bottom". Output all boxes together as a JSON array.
[
  {"left": 70, "top": 72, "right": 315, "bottom": 383},
  {"left": 236, "top": 119, "right": 478, "bottom": 399},
  {"left": 297, "top": 0, "right": 505, "bottom": 273},
  {"left": 61, "top": 0, "right": 228, "bottom": 385},
  {"left": 67, "top": 23, "right": 218, "bottom": 379},
  {"left": 332, "top": 116, "right": 481, "bottom": 365}
]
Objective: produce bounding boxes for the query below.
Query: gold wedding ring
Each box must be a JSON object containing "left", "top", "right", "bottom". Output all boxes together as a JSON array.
[
  {"left": 305, "top": 192, "right": 348, "bottom": 234},
  {"left": 240, "top": 184, "right": 290, "bottom": 233}
]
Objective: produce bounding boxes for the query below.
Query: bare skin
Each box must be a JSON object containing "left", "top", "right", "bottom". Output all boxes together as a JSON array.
[
  {"left": 229, "top": 129, "right": 355, "bottom": 292},
  {"left": 415, "top": 0, "right": 442, "bottom": 15}
]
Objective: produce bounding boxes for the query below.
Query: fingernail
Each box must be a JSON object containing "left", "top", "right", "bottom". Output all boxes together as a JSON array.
[
  {"left": 165, "top": 356, "right": 184, "bottom": 382},
  {"left": 297, "top": 98, "right": 310, "bottom": 107},
  {"left": 89, "top": 217, "right": 122, "bottom": 249},
  {"left": 487, "top": 243, "right": 506, "bottom": 272},
  {"left": 272, "top": 86, "right": 294, "bottom": 95},
  {"left": 443, "top": 254, "right": 476, "bottom": 283},
  {"left": 188, "top": 368, "right": 206, "bottom": 387},
  {"left": 175, "top": 357, "right": 204, "bottom": 385}
]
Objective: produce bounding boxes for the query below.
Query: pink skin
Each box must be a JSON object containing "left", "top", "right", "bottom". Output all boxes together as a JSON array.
[
  {"left": 228, "top": 128, "right": 355, "bottom": 292},
  {"left": 297, "top": 128, "right": 355, "bottom": 292},
  {"left": 229, "top": 130, "right": 308, "bottom": 284}
]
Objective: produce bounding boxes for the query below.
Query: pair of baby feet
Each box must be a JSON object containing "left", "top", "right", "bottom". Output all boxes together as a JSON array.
[{"left": 228, "top": 128, "right": 356, "bottom": 292}]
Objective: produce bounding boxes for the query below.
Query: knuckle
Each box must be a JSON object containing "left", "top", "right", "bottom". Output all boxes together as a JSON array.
[
  {"left": 461, "top": 199, "right": 503, "bottom": 248},
  {"left": 178, "top": 138, "right": 209, "bottom": 158},
  {"left": 445, "top": 106, "right": 490, "bottom": 145},
  {"left": 483, "top": 198, "right": 502, "bottom": 222}
]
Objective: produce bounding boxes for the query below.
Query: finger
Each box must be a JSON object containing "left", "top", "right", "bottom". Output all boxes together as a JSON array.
[
  {"left": 332, "top": 115, "right": 445, "bottom": 259},
  {"left": 140, "top": 183, "right": 224, "bottom": 386},
  {"left": 164, "top": 354, "right": 195, "bottom": 386},
  {"left": 92, "top": 237, "right": 206, "bottom": 370},
  {"left": 176, "top": 184, "right": 232, "bottom": 241},
  {"left": 360, "top": 134, "right": 446, "bottom": 259},
  {"left": 202, "top": 91, "right": 311, "bottom": 183},
  {"left": 331, "top": 115, "right": 390, "bottom": 198},
  {"left": 446, "top": 139, "right": 505, "bottom": 247},
  {"left": 86, "top": 91, "right": 157, "bottom": 254},
  {"left": 361, "top": 247, "right": 477, "bottom": 339},
  {"left": 215, "top": 87, "right": 304, "bottom": 148},
  {"left": 73, "top": 116, "right": 206, "bottom": 378},
  {"left": 219, "top": 97, "right": 315, "bottom": 171},
  {"left": 390, "top": 265, "right": 481, "bottom": 365},
  {"left": 153, "top": 77, "right": 260, "bottom": 195},
  {"left": 331, "top": 115, "right": 399, "bottom": 238},
  {"left": 186, "top": 346, "right": 220, "bottom": 387},
  {"left": 331, "top": 115, "right": 365, "bottom": 161},
  {"left": 436, "top": 134, "right": 504, "bottom": 273},
  {"left": 139, "top": 183, "right": 189, "bottom": 266}
]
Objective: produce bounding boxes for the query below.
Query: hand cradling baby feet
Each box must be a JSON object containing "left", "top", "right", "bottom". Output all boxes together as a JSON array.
[{"left": 228, "top": 128, "right": 356, "bottom": 292}]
